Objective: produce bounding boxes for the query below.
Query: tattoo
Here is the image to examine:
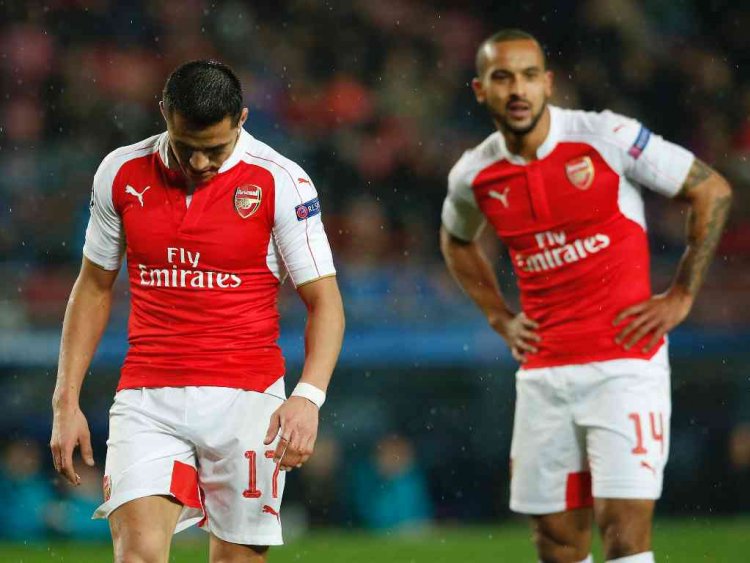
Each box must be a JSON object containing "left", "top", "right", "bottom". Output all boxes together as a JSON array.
[
  {"left": 675, "top": 192, "right": 732, "bottom": 295},
  {"left": 677, "top": 158, "right": 712, "bottom": 198}
]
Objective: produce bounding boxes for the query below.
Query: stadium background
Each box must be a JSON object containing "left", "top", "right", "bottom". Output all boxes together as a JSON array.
[{"left": 0, "top": 0, "right": 748, "bottom": 560}]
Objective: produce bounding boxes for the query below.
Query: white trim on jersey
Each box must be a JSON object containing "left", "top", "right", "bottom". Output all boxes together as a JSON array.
[
  {"left": 440, "top": 133, "right": 499, "bottom": 241},
  {"left": 242, "top": 136, "right": 336, "bottom": 288},
  {"left": 83, "top": 134, "right": 162, "bottom": 271},
  {"left": 441, "top": 106, "right": 695, "bottom": 238}
]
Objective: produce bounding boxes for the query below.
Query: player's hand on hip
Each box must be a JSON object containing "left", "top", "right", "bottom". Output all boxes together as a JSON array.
[
  {"left": 49, "top": 403, "right": 95, "bottom": 486},
  {"left": 264, "top": 396, "right": 319, "bottom": 471},
  {"left": 614, "top": 288, "right": 694, "bottom": 353},
  {"left": 490, "top": 311, "right": 541, "bottom": 363}
]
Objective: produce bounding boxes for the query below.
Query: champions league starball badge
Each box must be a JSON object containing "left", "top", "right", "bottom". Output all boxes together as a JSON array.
[{"left": 234, "top": 185, "right": 263, "bottom": 218}]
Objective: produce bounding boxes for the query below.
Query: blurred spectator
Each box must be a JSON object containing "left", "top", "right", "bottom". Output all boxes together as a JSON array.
[
  {"left": 351, "top": 434, "right": 433, "bottom": 532},
  {"left": 0, "top": 439, "right": 55, "bottom": 540},
  {"left": 47, "top": 463, "right": 110, "bottom": 540},
  {"left": 298, "top": 435, "right": 350, "bottom": 527}
]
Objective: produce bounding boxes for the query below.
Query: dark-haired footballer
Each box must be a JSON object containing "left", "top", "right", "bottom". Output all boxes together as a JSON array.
[{"left": 50, "top": 60, "right": 344, "bottom": 563}]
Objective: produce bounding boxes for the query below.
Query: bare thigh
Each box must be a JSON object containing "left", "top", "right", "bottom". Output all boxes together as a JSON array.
[
  {"left": 532, "top": 508, "right": 593, "bottom": 563},
  {"left": 209, "top": 534, "right": 269, "bottom": 563},
  {"left": 110, "top": 495, "right": 183, "bottom": 563}
]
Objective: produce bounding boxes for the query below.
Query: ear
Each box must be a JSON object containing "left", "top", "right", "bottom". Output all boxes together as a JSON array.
[
  {"left": 471, "top": 77, "right": 486, "bottom": 104},
  {"left": 159, "top": 101, "right": 168, "bottom": 124},
  {"left": 544, "top": 70, "right": 554, "bottom": 98},
  {"left": 238, "top": 107, "right": 249, "bottom": 129}
]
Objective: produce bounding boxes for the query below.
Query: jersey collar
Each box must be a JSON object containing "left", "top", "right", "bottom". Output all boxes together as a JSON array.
[
  {"left": 497, "top": 104, "right": 562, "bottom": 165},
  {"left": 536, "top": 105, "right": 561, "bottom": 159},
  {"left": 157, "top": 128, "right": 253, "bottom": 175},
  {"left": 218, "top": 128, "right": 252, "bottom": 173}
]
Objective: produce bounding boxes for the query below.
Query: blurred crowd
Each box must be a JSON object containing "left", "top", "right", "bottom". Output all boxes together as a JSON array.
[
  {"left": 0, "top": 0, "right": 748, "bottom": 331},
  {"left": 0, "top": 0, "right": 749, "bottom": 540}
]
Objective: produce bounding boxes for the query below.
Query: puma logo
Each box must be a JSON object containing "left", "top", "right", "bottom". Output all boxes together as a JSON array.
[
  {"left": 125, "top": 185, "right": 151, "bottom": 207},
  {"left": 488, "top": 187, "right": 511, "bottom": 208},
  {"left": 640, "top": 460, "right": 656, "bottom": 476},
  {"left": 613, "top": 123, "right": 626, "bottom": 133},
  {"left": 262, "top": 504, "right": 280, "bottom": 523},
  {"left": 298, "top": 177, "right": 311, "bottom": 185}
]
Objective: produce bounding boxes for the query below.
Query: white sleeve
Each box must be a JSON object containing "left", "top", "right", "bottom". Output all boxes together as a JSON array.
[
  {"left": 601, "top": 110, "right": 694, "bottom": 198},
  {"left": 82, "top": 154, "right": 125, "bottom": 270},
  {"left": 273, "top": 169, "right": 336, "bottom": 287},
  {"left": 441, "top": 156, "right": 486, "bottom": 241}
]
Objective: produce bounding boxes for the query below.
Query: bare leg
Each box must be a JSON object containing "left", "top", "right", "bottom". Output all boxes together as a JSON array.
[
  {"left": 109, "top": 495, "right": 183, "bottom": 563},
  {"left": 209, "top": 534, "right": 269, "bottom": 563},
  {"left": 594, "top": 498, "right": 654, "bottom": 560},
  {"left": 531, "top": 508, "right": 593, "bottom": 563}
]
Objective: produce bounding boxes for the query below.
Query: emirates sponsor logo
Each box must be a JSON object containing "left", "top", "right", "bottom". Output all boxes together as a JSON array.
[
  {"left": 138, "top": 247, "right": 242, "bottom": 289},
  {"left": 514, "top": 230, "right": 610, "bottom": 273}
]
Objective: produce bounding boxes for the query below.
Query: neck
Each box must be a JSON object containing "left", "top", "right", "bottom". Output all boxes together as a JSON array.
[{"left": 497, "top": 105, "right": 551, "bottom": 162}]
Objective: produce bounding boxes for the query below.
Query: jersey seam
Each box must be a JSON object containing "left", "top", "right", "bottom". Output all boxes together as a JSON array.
[{"left": 244, "top": 151, "right": 322, "bottom": 279}]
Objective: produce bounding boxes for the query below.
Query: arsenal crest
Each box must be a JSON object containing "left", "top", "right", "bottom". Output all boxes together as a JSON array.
[
  {"left": 234, "top": 185, "right": 262, "bottom": 218},
  {"left": 565, "top": 156, "right": 595, "bottom": 190}
]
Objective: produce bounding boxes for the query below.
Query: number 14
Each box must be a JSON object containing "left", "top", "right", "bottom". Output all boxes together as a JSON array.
[{"left": 628, "top": 412, "right": 664, "bottom": 455}]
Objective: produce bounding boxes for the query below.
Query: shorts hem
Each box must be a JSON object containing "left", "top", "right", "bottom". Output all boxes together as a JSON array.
[
  {"left": 202, "top": 525, "right": 283, "bottom": 546},
  {"left": 592, "top": 487, "right": 661, "bottom": 500},
  {"left": 93, "top": 488, "right": 204, "bottom": 534},
  {"left": 510, "top": 500, "right": 568, "bottom": 515}
]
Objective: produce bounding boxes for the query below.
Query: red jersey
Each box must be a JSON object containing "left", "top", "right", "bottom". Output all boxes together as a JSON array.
[
  {"left": 84, "top": 130, "right": 335, "bottom": 392},
  {"left": 442, "top": 106, "right": 694, "bottom": 369}
]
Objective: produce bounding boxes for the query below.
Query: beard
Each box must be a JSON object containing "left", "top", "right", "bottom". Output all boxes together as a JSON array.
[{"left": 490, "top": 98, "right": 547, "bottom": 137}]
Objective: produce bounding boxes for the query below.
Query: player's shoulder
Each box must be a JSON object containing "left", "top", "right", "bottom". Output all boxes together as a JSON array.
[
  {"left": 241, "top": 134, "right": 313, "bottom": 189},
  {"left": 97, "top": 133, "right": 163, "bottom": 177},
  {"left": 92, "top": 133, "right": 162, "bottom": 198},
  {"left": 555, "top": 106, "right": 641, "bottom": 148},
  {"left": 449, "top": 131, "right": 504, "bottom": 188}
]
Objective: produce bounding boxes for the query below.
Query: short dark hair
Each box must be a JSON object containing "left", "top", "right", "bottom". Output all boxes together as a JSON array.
[
  {"left": 162, "top": 60, "right": 243, "bottom": 127},
  {"left": 475, "top": 29, "right": 546, "bottom": 76}
]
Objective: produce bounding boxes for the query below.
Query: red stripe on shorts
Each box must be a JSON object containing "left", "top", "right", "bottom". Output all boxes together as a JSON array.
[
  {"left": 170, "top": 461, "right": 202, "bottom": 509},
  {"left": 565, "top": 471, "right": 593, "bottom": 510}
]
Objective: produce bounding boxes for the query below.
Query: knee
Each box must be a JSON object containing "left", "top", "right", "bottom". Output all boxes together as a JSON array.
[
  {"left": 111, "top": 527, "right": 171, "bottom": 563},
  {"left": 596, "top": 502, "right": 652, "bottom": 558},
  {"left": 533, "top": 525, "right": 590, "bottom": 563},
  {"left": 600, "top": 519, "right": 650, "bottom": 559},
  {"left": 210, "top": 542, "right": 268, "bottom": 563}
]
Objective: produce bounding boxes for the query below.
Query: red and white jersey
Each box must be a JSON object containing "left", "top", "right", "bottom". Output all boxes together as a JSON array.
[
  {"left": 84, "top": 129, "right": 335, "bottom": 392},
  {"left": 442, "top": 105, "right": 694, "bottom": 369}
]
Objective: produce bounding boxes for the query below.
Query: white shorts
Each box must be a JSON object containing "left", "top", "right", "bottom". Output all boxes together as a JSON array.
[
  {"left": 509, "top": 345, "right": 671, "bottom": 515},
  {"left": 94, "top": 382, "right": 287, "bottom": 545}
]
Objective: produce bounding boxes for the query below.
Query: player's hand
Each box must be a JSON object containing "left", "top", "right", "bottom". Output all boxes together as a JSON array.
[
  {"left": 263, "top": 396, "right": 319, "bottom": 472},
  {"left": 613, "top": 288, "right": 694, "bottom": 353},
  {"left": 489, "top": 311, "right": 541, "bottom": 363},
  {"left": 50, "top": 402, "right": 95, "bottom": 486}
]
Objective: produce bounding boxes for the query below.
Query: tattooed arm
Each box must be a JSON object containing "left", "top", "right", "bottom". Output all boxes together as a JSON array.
[
  {"left": 672, "top": 158, "right": 733, "bottom": 295},
  {"left": 614, "top": 158, "right": 732, "bottom": 352}
]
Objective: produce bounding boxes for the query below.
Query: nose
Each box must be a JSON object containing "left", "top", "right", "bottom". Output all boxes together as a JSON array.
[
  {"left": 509, "top": 74, "right": 526, "bottom": 98},
  {"left": 189, "top": 151, "right": 210, "bottom": 171}
]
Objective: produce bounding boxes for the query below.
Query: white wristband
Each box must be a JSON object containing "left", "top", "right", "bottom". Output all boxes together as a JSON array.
[{"left": 291, "top": 382, "right": 326, "bottom": 408}]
